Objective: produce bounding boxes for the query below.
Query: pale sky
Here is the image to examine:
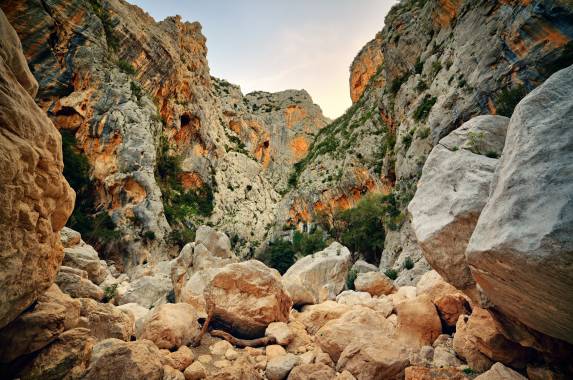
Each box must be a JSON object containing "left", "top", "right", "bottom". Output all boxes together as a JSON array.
[{"left": 130, "top": 0, "right": 397, "bottom": 118}]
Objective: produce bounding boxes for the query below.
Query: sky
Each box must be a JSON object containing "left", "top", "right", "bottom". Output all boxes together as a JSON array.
[{"left": 130, "top": 0, "right": 398, "bottom": 118}]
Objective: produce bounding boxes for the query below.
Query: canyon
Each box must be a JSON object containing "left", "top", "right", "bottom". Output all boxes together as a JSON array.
[{"left": 0, "top": 0, "right": 572, "bottom": 379}]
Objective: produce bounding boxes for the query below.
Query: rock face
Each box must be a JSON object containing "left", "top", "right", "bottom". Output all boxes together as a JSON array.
[
  {"left": 0, "top": 8, "right": 74, "bottom": 329},
  {"left": 282, "top": 242, "right": 351, "bottom": 306},
  {"left": 466, "top": 65, "right": 573, "bottom": 344},
  {"left": 408, "top": 115, "right": 509, "bottom": 292},
  {"left": 138, "top": 303, "right": 201, "bottom": 350},
  {"left": 204, "top": 260, "right": 292, "bottom": 338},
  {"left": 349, "top": 32, "right": 384, "bottom": 103}
]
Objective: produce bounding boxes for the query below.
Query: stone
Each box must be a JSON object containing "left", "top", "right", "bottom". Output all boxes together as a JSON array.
[
  {"left": 184, "top": 361, "right": 206, "bottom": 380},
  {"left": 170, "top": 243, "right": 195, "bottom": 300},
  {"left": 0, "top": 9, "right": 74, "bottom": 329},
  {"left": 434, "top": 293, "right": 470, "bottom": 328},
  {"left": 0, "top": 284, "right": 80, "bottom": 363},
  {"left": 60, "top": 227, "right": 81, "bottom": 248},
  {"left": 408, "top": 115, "right": 509, "bottom": 291},
  {"left": 210, "top": 340, "right": 234, "bottom": 356},
  {"left": 354, "top": 271, "right": 395, "bottom": 296},
  {"left": 214, "top": 360, "right": 231, "bottom": 368},
  {"left": 336, "top": 340, "right": 410, "bottom": 380},
  {"left": 78, "top": 298, "right": 134, "bottom": 341},
  {"left": 63, "top": 240, "right": 107, "bottom": 285},
  {"left": 163, "top": 365, "right": 185, "bottom": 380},
  {"left": 432, "top": 345, "right": 462, "bottom": 368},
  {"left": 352, "top": 260, "right": 379, "bottom": 274},
  {"left": 453, "top": 308, "right": 531, "bottom": 372},
  {"left": 404, "top": 366, "right": 470, "bottom": 380},
  {"left": 168, "top": 345, "right": 195, "bottom": 371},
  {"left": 117, "top": 273, "right": 173, "bottom": 309},
  {"left": 415, "top": 271, "right": 460, "bottom": 302},
  {"left": 209, "top": 356, "right": 262, "bottom": 379},
  {"left": 287, "top": 363, "right": 336, "bottom": 380},
  {"left": 286, "top": 320, "right": 314, "bottom": 354},
  {"left": 283, "top": 243, "right": 351, "bottom": 306},
  {"left": 225, "top": 348, "right": 239, "bottom": 361},
  {"left": 266, "top": 322, "right": 293, "bottom": 346},
  {"left": 527, "top": 365, "right": 568, "bottom": 380},
  {"left": 474, "top": 362, "right": 527, "bottom": 380},
  {"left": 180, "top": 269, "right": 218, "bottom": 318},
  {"left": 18, "top": 328, "right": 95, "bottom": 380},
  {"left": 84, "top": 339, "right": 165, "bottom": 380},
  {"left": 388, "top": 286, "right": 417, "bottom": 306},
  {"left": 336, "top": 291, "right": 393, "bottom": 317},
  {"left": 265, "top": 353, "right": 299, "bottom": 380},
  {"left": 315, "top": 352, "right": 335, "bottom": 367},
  {"left": 139, "top": 303, "right": 201, "bottom": 350},
  {"left": 204, "top": 260, "right": 292, "bottom": 338},
  {"left": 56, "top": 266, "right": 104, "bottom": 301},
  {"left": 194, "top": 225, "right": 233, "bottom": 258},
  {"left": 296, "top": 301, "right": 351, "bottom": 334},
  {"left": 197, "top": 355, "right": 212, "bottom": 364},
  {"left": 266, "top": 344, "right": 287, "bottom": 360},
  {"left": 316, "top": 307, "right": 394, "bottom": 363},
  {"left": 395, "top": 295, "right": 442, "bottom": 350},
  {"left": 466, "top": 66, "right": 573, "bottom": 344},
  {"left": 336, "top": 370, "right": 357, "bottom": 380},
  {"left": 116, "top": 302, "right": 150, "bottom": 336}
]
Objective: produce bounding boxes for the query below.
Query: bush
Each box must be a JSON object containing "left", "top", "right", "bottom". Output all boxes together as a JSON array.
[
  {"left": 103, "top": 284, "right": 118, "bottom": 303},
  {"left": 166, "top": 290, "right": 176, "bottom": 303},
  {"left": 467, "top": 131, "right": 485, "bottom": 154},
  {"left": 404, "top": 256, "right": 414, "bottom": 270},
  {"left": 293, "top": 230, "right": 327, "bottom": 257},
  {"left": 389, "top": 71, "right": 411, "bottom": 95},
  {"left": 260, "top": 240, "right": 296, "bottom": 275},
  {"left": 143, "top": 230, "right": 156, "bottom": 241},
  {"left": 130, "top": 81, "right": 142, "bottom": 100},
  {"left": 346, "top": 269, "right": 358, "bottom": 290},
  {"left": 496, "top": 85, "right": 528, "bottom": 117},
  {"left": 414, "top": 58, "right": 424, "bottom": 74},
  {"left": 61, "top": 131, "right": 120, "bottom": 247},
  {"left": 118, "top": 60, "right": 136, "bottom": 75},
  {"left": 417, "top": 127, "right": 431, "bottom": 139},
  {"left": 413, "top": 95, "right": 437, "bottom": 122},
  {"left": 384, "top": 269, "right": 398, "bottom": 280},
  {"left": 402, "top": 133, "right": 413, "bottom": 150},
  {"left": 167, "top": 227, "right": 196, "bottom": 249}
]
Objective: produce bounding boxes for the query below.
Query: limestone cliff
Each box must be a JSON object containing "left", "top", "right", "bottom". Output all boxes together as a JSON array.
[
  {"left": 2, "top": 0, "right": 328, "bottom": 266},
  {"left": 280, "top": 0, "right": 573, "bottom": 282}
]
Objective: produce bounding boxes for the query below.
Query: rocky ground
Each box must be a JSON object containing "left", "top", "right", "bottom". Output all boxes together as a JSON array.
[{"left": 1, "top": 0, "right": 573, "bottom": 379}]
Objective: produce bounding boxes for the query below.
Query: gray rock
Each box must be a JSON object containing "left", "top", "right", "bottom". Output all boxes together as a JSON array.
[
  {"left": 56, "top": 266, "right": 104, "bottom": 301},
  {"left": 116, "top": 274, "right": 173, "bottom": 309},
  {"left": 265, "top": 353, "right": 299, "bottom": 380},
  {"left": 466, "top": 65, "right": 573, "bottom": 344},
  {"left": 408, "top": 115, "right": 509, "bottom": 292},
  {"left": 351, "top": 260, "right": 378, "bottom": 274}
]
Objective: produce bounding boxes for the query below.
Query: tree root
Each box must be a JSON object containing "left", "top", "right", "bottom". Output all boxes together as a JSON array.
[{"left": 210, "top": 329, "right": 277, "bottom": 348}]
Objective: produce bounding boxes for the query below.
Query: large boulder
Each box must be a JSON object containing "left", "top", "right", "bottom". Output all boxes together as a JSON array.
[
  {"left": 0, "top": 284, "right": 80, "bottom": 363},
  {"left": 336, "top": 340, "right": 410, "bottom": 380},
  {"left": 116, "top": 303, "right": 150, "bottom": 336},
  {"left": 78, "top": 298, "right": 134, "bottom": 341},
  {"left": 282, "top": 242, "right": 352, "bottom": 306},
  {"left": 0, "top": 10, "right": 74, "bottom": 329},
  {"left": 408, "top": 115, "right": 509, "bottom": 292},
  {"left": 84, "top": 339, "right": 165, "bottom": 380},
  {"left": 117, "top": 273, "right": 172, "bottom": 309},
  {"left": 295, "top": 301, "right": 351, "bottom": 335},
  {"left": 62, "top": 239, "right": 107, "bottom": 285},
  {"left": 138, "top": 303, "right": 201, "bottom": 350},
  {"left": 466, "top": 65, "right": 573, "bottom": 344},
  {"left": 56, "top": 266, "right": 104, "bottom": 301},
  {"left": 474, "top": 362, "right": 527, "bottom": 380},
  {"left": 354, "top": 271, "right": 395, "bottom": 296},
  {"left": 194, "top": 225, "right": 233, "bottom": 258},
  {"left": 204, "top": 260, "right": 292, "bottom": 338},
  {"left": 316, "top": 307, "right": 394, "bottom": 363},
  {"left": 18, "top": 328, "right": 95, "bottom": 380},
  {"left": 395, "top": 295, "right": 442, "bottom": 350}
]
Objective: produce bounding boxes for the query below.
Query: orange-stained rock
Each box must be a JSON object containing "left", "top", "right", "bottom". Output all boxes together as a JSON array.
[
  {"left": 0, "top": 9, "right": 74, "bottom": 329},
  {"left": 434, "top": 293, "right": 471, "bottom": 327},
  {"left": 138, "top": 303, "right": 201, "bottom": 350},
  {"left": 349, "top": 33, "right": 384, "bottom": 103},
  {"left": 395, "top": 295, "right": 442, "bottom": 350}
]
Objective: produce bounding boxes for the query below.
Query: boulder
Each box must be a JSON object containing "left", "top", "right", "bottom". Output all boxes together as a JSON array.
[
  {"left": 170, "top": 243, "right": 195, "bottom": 300},
  {"left": 138, "top": 303, "right": 201, "bottom": 350},
  {"left": 404, "top": 366, "right": 470, "bottom": 380},
  {"left": 184, "top": 361, "right": 206, "bottom": 380},
  {"left": 84, "top": 339, "right": 165, "bottom": 380},
  {"left": 116, "top": 302, "right": 150, "bottom": 336},
  {"left": 60, "top": 227, "right": 81, "bottom": 248},
  {"left": 117, "top": 273, "right": 173, "bottom": 309},
  {"left": 209, "top": 356, "right": 261, "bottom": 380},
  {"left": 296, "top": 301, "right": 351, "bottom": 334},
  {"left": 351, "top": 260, "right": 379, "bottom": 274},
  {"left": 18, "top": 328, "right": 95, "bottom": 380},
  {"left": 335, "top": 291, "right": 393, "bottom": 317},
  {"left": 395, "top": 295, "right": 442, "bottom": 350},
  {"left": 180, "top": 269, "right": 218, "bottom": 318},
  {"left": 194, "top": 225, "right": 233, "bottom": 258},
  {"left": 474, "top": 362, "right": 527, "bottom": 380},
  {"left": 163, "top": 365, "right": 185, "bottom": 380},
  {"left": 287, "top": 363, "right": 336, "bottom": 380},
  {"left": 466, "top": 65, "right": 573, "bottom": 344},
  {"left": 265, "top": 322, "right": 294, "bottom": 346},
  {"left": 453, "top": 308, "right": 532, "bottom": 371},
  {"left": 63, "top": 240, "right": 107, "bottom": 285},
  {"left": 316, "top": 307, "right": 394, "bottom": 363},
  {"left": 204, "top": 260, "right": 292, "bottom": 338},
  {"left": 408, "top": 115, "right": 509, "bottom": 292},
  {"left": 0, "top": 9, "right": 74, "bottom": 329},
  {"left": 354, "top": 271, "right": 395, "bottom": 296},
  {"left": 265, "top": 353, "right": 299, "bottom": 380},
  {"left": 56, "top": 266, "right": 104, "bottom": 301},
  {"left": 78, "top": 298, "right": 134, "bottom": 341},
  {"left": 283, "top": 242, "right": 352, "bottom": 306},
  {"left": 434, "top": 293, "right": 471, "bottom": 328},
  {"left": 336, "top": 340, "right": 410, "bottom": 380},
  {"left": 168, "top": 345, "right": 195, "bottom": 371},
  {"left": 0, "top": 284, "right": 80, "bottom": 363}
]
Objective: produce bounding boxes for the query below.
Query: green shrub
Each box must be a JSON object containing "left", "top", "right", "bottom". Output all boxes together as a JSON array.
[
  {"left": 293, "top": 230, "right": 327, "bottom": 257},
  {"left": 414, "top": 58, "right": 424, "bottom": 74},
  {"left": 61, "top": 130, "right": 120, "bottom": 247},
  {"left": 143, "top": 230, "right": 156, "bottom": 241},
  {"left": 467, "top": 131, "right": 485, "bottom": 154},
  {"left": 415, "top": 80, "right": 428, "bottom": 93},
  {"left": 431, "top": 61, "right": 442, "bottom": 77},
  {"left": 384, "top": 269, "right": 398, "bottom": 280},
  {"left": 167, "top": 227, "right": 196, "bottom": 249},
  {"left": 89, "top": 0, "right": 119, "bottom": 51},
  {"left": 166, "top": 290, "right": 176, "bottom": 303},
  {"left": 413, "top": 95, "right": 437, "bottom": 122},
  {"left": 462, "top": 368, "right": 475, "bottom": 375},
  {"left": 130, "top": 81, "right": 142, "bottom": 100},
  {"left": 346, "top": 269, "right": 358, "bottom": 290},
  {"left": 260, "top": 240, "right": 296, "bottom": 274},
  {"left": 389, "top": 71, "right": 411, "bottom": 95},
  {"left": 417, "top": 127, "right": 431, "bottom": 139},
  {"left": 404, "top": 257, "right": 414, "bottom": 270},
  {"left": 496, "top": 85, "right": 528, "bottom": 117},
  {"left": 118, "top": 60, "right": 136, "bottom": 75},
  {"left": 485, "top": 150, "right": 499, "bottom": 159},
  {"left": 103, "top": 284, "right": 118, "bottom": 303},
  {"left": 402, "top": 133, "right": 413, "bottom": 150}
]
